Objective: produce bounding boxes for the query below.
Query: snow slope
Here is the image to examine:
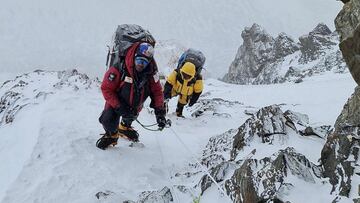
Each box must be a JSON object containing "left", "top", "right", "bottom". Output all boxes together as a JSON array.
[
  {"left": 0, "top": 70, "right": 357, "bottom": 202},
  {"left": 0, "top": 0, "right": 342, "bottom": 78}
]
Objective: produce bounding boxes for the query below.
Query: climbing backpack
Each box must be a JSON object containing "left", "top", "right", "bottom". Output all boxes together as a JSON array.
[
  {"left": 106, "top": 24, "right": 156, "bottom": 69},
  {"left": 176, "top": 48, "right": 206, "bottom": 76}
]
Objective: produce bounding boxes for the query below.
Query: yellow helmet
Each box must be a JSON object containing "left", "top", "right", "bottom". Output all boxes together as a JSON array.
[{"left": 180, "top": 62, "right": 196, "bottom": 80}]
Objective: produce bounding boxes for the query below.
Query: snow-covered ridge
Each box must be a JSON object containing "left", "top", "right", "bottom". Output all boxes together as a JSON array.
[
  {"left": 223, "top": 23, "right": 348, "bottom": 84},
  {"left": 181, "top": 105, "right": 346, "bottom": 202},
  {"left": 0, "top": 69, "right": 99, "bottom": 125}
]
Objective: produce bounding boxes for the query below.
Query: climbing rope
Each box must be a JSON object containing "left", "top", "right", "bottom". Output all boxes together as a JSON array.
[
  {"left": 135, "top": 118, "right": 172, "bottom": 131},
  {"left": 136, "top": 117, "right": 232, "bottom": 202},
  {"left": 167, "top": 127, "right": 233, "bottom": 203}
]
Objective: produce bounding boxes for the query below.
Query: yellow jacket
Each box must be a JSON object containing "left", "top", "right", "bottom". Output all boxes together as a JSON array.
[{"left": 164, "top": 69, "right": 203, "bottom": 105}]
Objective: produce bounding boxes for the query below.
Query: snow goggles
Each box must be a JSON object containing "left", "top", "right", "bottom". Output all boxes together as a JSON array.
[
  {"left": 134, "top": 56, "right": 150, "bottom": 71},
  {"left": 181, "top": 72, "right": 192, "bottom": 80}
]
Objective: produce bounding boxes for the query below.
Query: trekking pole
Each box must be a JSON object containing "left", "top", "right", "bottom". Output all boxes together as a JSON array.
[{"left": 167, "top": 127, "right": 233, "bottom": 203}]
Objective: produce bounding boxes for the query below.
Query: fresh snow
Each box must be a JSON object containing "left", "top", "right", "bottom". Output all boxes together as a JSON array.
[{"left": 0, "top": 70, "right": 357, "bottom": 203}]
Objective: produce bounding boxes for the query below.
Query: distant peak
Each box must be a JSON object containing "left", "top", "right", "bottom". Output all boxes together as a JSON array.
[{"left": 310, "top": 23, "right": 332, "bottom": 36}]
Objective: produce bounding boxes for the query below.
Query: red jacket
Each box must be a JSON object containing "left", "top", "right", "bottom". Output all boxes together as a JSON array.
[{"left": 101, "top": 42, "right": 164, "bottom": 114}]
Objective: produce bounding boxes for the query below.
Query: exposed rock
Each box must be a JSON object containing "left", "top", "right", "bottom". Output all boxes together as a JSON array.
[
  {"left": 321, "top": 87, "right": 360, "bottom": 197},
  {"left": 299, "top": 125, "right": 332, "bottom": 138},
  {"left": 225, "top": 148, "right": 322, "bottom": 203},
  {"left": 222, "top": 23, "right": 276, "bottom": 84},
  {"left": 223, "top": 23, "right": 346, "bottom": 85},
  {"left": 335, "top": 0, "right": 360, "bottom": 85},
  {"left": 231, "top": 105, "right": 306, "bottom": 160},
  {"left": 0, "top": 69, "right": 99, "bottom": 125},
  {"left": 201, "top": 129, "right": 237, "bottom": 168},
  {"left": 199, "top": 162, "right": 231, "bottom": 195},
  {"left": 95, "top": 190, "right": 115, "bottom": 200},
  {"left": 299, "top": 23, "right": 336, "bottom": 63},
  {"left": 138, "top": 186, "right": 173, "bottom": 203},
  {"left": 273, "top": 32, "right": 300, "bottom": 60},
  {"left": 190, "top": 98, "right": 243, "bottom": 118}
]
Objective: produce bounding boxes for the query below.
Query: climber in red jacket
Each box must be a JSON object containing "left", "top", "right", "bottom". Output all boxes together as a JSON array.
[{"left": 96, "top": 42, "right": 167, "bottom": 150}]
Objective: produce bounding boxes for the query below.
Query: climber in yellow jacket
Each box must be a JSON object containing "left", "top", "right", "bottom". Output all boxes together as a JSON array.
[{"left": 163, "top": 62, "right": 204, "bottom": 117}]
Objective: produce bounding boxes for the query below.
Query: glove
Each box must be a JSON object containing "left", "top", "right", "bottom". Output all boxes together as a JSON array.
[{"left": 156, "top": 115, "right": 166, "bottom": 129}]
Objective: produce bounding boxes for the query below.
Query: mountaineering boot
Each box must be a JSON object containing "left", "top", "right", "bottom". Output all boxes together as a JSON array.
[
  {"left": 118, "top": 122, "right": 139, "bottom": 142},
  {"left": 96, "top": 132, "right": 119, "bottom": 150},
  {"left": 176, "top": 103, "right": 185, "bottom": 118}
]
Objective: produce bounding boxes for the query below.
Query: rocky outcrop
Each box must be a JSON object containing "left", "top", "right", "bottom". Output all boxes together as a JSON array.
[
  {"left": 225, "top": 148, "right": 322, "bottom": 203},
  {"left": 335, "top": 0, "right": 360, "bottom": 85},
  {"left": 319, "top": 1, "right": 360, "bottom": 201},
  {"left": 197, "top": 105, "right": 330, "bottom": 202},
  {"left": 231, "top": 106, "right": 310, "bottom": 159},
  {"left": 321, "top": 86, "right": 360, "bottom": 197},
  {"left": 299, "top": 23, "right": 336, "bottom": 63},
  {"left": 138, "top": 186, "right": 173, "bottom": 203},
  {"left": 223, "top": 23, "right": 346, "bottom": 84},
  {"left": 190, "top": 98, "right": 243, "bottom": 118},
  {"left": 0, "top": 69, "right": 99, "bottom": 125}
]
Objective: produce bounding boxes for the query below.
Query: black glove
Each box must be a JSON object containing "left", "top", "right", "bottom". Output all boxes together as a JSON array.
[{"left": 156, "top": 115, "right": 166, "bottom": 129}]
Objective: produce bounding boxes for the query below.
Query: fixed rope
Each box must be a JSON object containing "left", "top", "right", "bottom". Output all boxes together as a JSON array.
[
  {"left": 135, "top": 118, "right": 172, "bottom": 131},
  {"left": 168, "top": 127, "right": 233, "bottom": 203}
]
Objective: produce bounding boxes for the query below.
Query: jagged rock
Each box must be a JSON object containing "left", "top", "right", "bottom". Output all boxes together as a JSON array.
[
  {"left": 0, "top": 69, "right": 99, "bottom": 125},
  {"left": 283, "top": 110, "right": 309, "bottom": 130},
  {"left": 222, "top": 23, "right": 275, "bottom": 84},
  {"left": 335, "top": 0, "right": 360, "bottom": 85},
  {"left": 273, "top": 32, "right": 300, "bottom": 59},
  {"left": 201, "top": 129, "right": 237, "bottom": 168},
  {"left": 225, "top": 147, "right": 322, "bottom": 203},
  {"left": 95, "top": 190, "right": 115, "bottom": 200},
  {"left": 223, "top": 23, "right": 346, "bottom": 85},
  {"left": 231, "top": 105, "right": 298, "bottom": 160},
  {"left": 299, "top": 23, "right": 336, "bottom": 63},
  {"left": 190, "top": 98, "right": 242, "bottom": 118},
  {"left": 199, "top": 162, "right": 231, "bottom": 195},
  {"left": 321, "top": 87, "right": 360, "bottom": 197},
  {"left": 138, "top": 186, "right": 173, "bottom": 203},
  {"left": 299, "top": 125, "right": 332, "bottom": 138}
]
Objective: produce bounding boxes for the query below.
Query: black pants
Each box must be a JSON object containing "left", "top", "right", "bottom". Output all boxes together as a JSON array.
[{"left": 99, "top": 108, "right": 135, "bottom": 135}]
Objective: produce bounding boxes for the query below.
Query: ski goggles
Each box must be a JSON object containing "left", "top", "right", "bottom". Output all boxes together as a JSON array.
[
  {"left": 134, "top": 56, "right": 150, "bottom": 71},
  {"left": 181, "top": 72, "right": 193, "bottom": 80}
]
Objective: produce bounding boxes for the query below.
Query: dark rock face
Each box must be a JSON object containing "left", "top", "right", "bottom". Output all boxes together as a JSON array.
[
  {"left": 273, "top": 32, "right": 300, "bottom": 59},
  {"left": 335, "top": 0, "right": 360, "bottom": 85},
  {"left": 321, "top": 87, "right": 360, "bottom": 197},
  {"left": 0, "top": 69, "right": 99, "bottom": 125},
  {"left": 222, "top": 24, "right": 277, "bottom": 84},
  {"left": 225, "top": 148, "right": 322, "bottom": 203},
  {"left": 223, "top": 23, "right": 346, "bottom": 84},
  {"left": 230, "top": 105, "right": 309, "bottom": 159},
  {"left": 138, "top": 187, "right": 173, "bottom": 203},
  {"left": 299, "top": 23, "right": 336, "bottom": 63},
  {"left": 198, "top": 105, "right": 329, "bottom": 202}
]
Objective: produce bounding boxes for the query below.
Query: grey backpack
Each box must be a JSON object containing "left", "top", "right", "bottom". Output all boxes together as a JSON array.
[
  {"left": 176, "top": 48, "right": 206, "bottom": 75},
  {"left": 106, "top": 24, "right": 156, "bottom": 69}
]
